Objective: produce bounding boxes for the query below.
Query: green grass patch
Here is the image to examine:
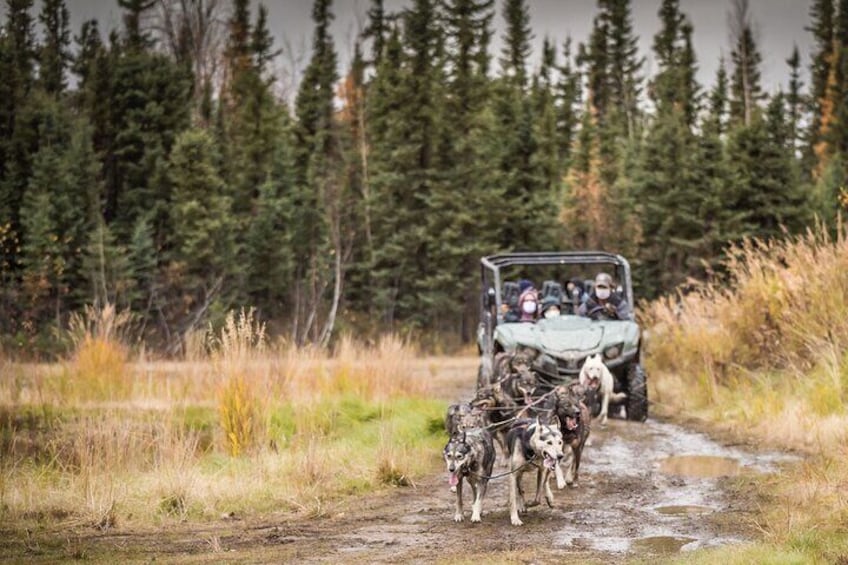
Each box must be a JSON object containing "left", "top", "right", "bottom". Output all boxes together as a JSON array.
[{"left": 669, "top": 533, "right": 848, "bottom": 565}]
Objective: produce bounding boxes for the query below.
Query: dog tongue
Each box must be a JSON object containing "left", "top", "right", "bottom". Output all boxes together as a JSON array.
[
  {"left": 567, "top": 417, "right": 578, "bottom": 431},
  {"left": 449, "top": 473, "right": 459, "bottom": 487},
  {"left": 544, "top": 455, "right": 556, "bottom": 470}
]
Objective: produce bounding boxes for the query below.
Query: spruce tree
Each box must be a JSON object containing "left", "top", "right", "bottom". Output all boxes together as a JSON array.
[
  {"left": 600, "top": 0, "right": 644, "bottom": 140},
  {"left": 696, "top": 61, "right": 733, "bottom": 278},
  {"left": 166, "top": 129, "right": 237, "bottom": 323},
  {"left": 706, "top": 56, "right": 729, "bottom": 135},
  {"left": 728, "top": 0, "right": 763, "bottom": 126},
  {"left": 532, "top": 38, "right": 564, "bottom": 204},
  {"left": 431, "top": 0, "right": 496, "bottom": 335},
  {"left": 292, "top": 0, "right": 341, "bottom": 342},
  {"left": 82, "top": 220, "right": 133, "bottom": 309},
  {"left": 632, "top": 0, "right": 706, "bottom": 296},
  {"left": 786, "top": 45, "right": 805, "bottom": 153},
  {"left": 363, "top": 0, "right": 386, "bottom": 65},
  {"left": 500, "top": 0, "right": 531, "bottom": 89},
  {"left": 367, "top": 3, "right": 446, "bottom": 328},
  {"left": 220, "top": 2, "right": 284, "bottom": 223},
  {"left": 366, "top": 25, "right": 415, "bottom": 326},
  {"left": 0, "top": 0, "right": 36, "bottom": 258},
  {"left": 19, "top": 107, "right": 98, "bottom": 327},
  {"left": 726, "top": 95, "right": 810, "bottom": 242},
  {"left": 37, "top": 0, "right": 70, "bottom": 95},
  {"left": 806, "top": 0, "right": 835, "bottom": 172},
  {"left": 555, "top": 38, "right": 581, "bottom": 168},
  {"left": 99, "top": 5, "right": 192, "bottom": 239}
]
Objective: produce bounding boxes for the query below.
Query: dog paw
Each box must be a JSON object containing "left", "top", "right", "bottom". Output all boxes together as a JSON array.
[
  {"left": 567, "top": 481, "right": 579, "bottom": 489},
  {"left": 454, "top": 514, "right": 464, "bottom": 523},
  {"left": 525, "top": 500, "right": 540, "bottom": 508},
  {"left": 510, "top": 516, "right": 524, "bottom": 526},
  {"left": 471, "top": 513, "right": 481, "bottom": 523},
  {"left": 546, "top": 497, "right": 554, "bottom": 508},
  {"left": 449, "top": 486, "right": 457, "bottom": 493}
]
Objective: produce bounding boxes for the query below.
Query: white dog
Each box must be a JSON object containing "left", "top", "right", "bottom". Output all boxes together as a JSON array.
[{"left": 579, "top": 354, "right": 627, "bottom": 426}]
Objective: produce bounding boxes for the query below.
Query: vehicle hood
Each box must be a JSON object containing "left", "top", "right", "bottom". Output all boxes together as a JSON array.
[{"left": 493, "top": 315, "right": 640, "bottom": 357}]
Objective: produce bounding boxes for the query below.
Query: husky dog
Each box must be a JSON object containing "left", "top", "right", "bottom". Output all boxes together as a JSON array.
[
  {"left": 472, "top": 382, "right": 519, "bottom": 458},
  {"left": 494, "top": 350, "right": 539, "bottom": 406},
  {"left": 443, "top": 429, "right": 496, "bottom": 523},
  {"left": 502, "top": 363, "right": 538, "bottom": 407},
  {"left": 553, "top": 383, "right": 591, "bottom": 486},
  {"left": 444, "top": 401, "right": 487, "bottom": 437},
  {"left": 506, "top": 418, "right": 565, "bottom": 526},
  {"left": 579, "top": 353, "right": 627, "bottom": 426}
]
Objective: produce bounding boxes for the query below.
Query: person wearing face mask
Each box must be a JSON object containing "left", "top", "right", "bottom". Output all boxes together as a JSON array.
[
  {"left": 517, "top": 280, "right": 539, "bottom": 322},
  {"left": 540, "top": 295, "right": 562, "bottom": 319},
  {"left": 577, "top": 272, "right": 631, "bottom": 320}
]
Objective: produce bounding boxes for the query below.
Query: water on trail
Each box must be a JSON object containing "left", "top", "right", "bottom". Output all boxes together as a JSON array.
[{"left": 552, "top": 417, "right": 796, "bottom": 555}]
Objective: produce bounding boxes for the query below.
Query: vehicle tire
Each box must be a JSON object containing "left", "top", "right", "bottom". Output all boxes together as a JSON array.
[{"left": 626, "top": 364, "right": 648, "bottom": 422}]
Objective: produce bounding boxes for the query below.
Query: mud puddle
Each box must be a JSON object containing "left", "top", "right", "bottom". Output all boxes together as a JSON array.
[{"left": 551, "top": 417, "right": 794, "bottom": 556}]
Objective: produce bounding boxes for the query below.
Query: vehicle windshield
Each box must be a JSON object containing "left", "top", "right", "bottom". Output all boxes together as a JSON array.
[{"left": 492, "top": 261, "right": 627, "bottom": 323}]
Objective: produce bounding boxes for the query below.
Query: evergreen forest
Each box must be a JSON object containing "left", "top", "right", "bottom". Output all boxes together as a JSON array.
[{"left": 0, "top": 0, "right": 845, "bottom": 355}]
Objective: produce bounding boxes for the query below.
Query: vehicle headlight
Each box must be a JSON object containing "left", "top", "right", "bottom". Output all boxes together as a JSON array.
[{"left": 603, "top": 343, "right": 623, "bottom": 360}]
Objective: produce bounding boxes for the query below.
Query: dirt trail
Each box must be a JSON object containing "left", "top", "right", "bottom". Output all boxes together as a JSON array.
[{"left": 3, "top": 358, "right": 794, "bottom": 564}]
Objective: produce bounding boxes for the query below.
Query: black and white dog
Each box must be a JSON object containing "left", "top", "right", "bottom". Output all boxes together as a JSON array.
[
  {"left": 506, "top": 418, "right": 565, "bottom": 526},
  {"left": 443, "top": 428, "right": 496, "bottom": 523},
  {"left": 525, "top": 383, "right": 590, "bottom": 487}
]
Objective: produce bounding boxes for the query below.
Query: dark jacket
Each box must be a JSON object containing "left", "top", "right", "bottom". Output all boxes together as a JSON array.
[{"left": 577, "top": 292, "right": 631, "bottom": 320}]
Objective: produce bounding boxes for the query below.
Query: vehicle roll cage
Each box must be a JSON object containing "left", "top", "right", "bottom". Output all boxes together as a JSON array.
[{"left": 480, "top": 251, "right": 634, "bottom": 324}]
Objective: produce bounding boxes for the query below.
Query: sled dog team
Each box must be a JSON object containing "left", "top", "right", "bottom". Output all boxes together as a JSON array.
[{"left": 443, "top": 351, "right": 621, "bottom": 526}]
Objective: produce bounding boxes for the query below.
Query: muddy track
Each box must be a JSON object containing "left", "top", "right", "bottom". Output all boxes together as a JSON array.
[{"left": 2, "top": 359, "right": 793, "bottom": 563}]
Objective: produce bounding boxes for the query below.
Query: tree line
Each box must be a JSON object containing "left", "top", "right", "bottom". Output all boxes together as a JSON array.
[{"left": 0, "top": 0, "right": 844, "bottom": 355}]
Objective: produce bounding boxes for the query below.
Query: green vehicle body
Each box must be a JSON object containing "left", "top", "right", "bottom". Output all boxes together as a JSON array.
[{"left": 476, "top": 252, "right": 648, "bottom": 421}]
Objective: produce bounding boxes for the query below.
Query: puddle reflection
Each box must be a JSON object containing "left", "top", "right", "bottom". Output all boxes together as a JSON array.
[
  {"left": 659, "top": 455, "right": 741, "bottom": 478},
  {"left": 631, "top": 535, "right": 697, "bottom": 553}
]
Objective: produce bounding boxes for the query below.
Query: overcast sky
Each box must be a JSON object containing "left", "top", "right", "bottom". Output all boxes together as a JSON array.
[{"left": 9, "top": 0, "right": 815, "bottom": 99}]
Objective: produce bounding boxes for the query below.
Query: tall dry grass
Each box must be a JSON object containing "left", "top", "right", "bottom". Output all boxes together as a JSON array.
[
  {"left": 0, "top": 310, "right": 440, "bottom": 531},
  {"left": 208, "top": 309, "right": 268, "bottom": 456},
  {"left": 644, "top": 229, "right": 848, "bottom": 436},
  {"left": 65, "top": 303, "right": 134, "bottom": 402},
  {"left": 643, "top": 229, "right": 848, "bottom": 561}
]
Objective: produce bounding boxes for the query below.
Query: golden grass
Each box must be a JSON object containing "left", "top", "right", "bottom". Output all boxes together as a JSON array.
[
  {"left": 0, "top": 312, "right": 443, "bottom": 530},
  {"left": 65, "top": 304, "right": 133, "bottom": 402},
  {"left": 643, "top": 228, "right": 848, "bottom": 562}
]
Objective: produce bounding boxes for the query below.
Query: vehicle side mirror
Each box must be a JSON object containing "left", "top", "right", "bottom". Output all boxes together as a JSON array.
[{"left": 485, "top": 287, "right": 496, "bottom": 309}]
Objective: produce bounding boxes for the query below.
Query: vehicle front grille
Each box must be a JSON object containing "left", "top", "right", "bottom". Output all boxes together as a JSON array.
[{"left": 556, "top": 355, "right": 584, "bottom": 375}]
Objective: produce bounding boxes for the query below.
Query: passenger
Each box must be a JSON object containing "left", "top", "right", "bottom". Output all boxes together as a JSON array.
[
  {"left": 517, "top": 279, "right": 539, "bottom": 322},
  {"left": 578, "top": 272, "right": 631, "bottom": 320},
  {"left": 564, "top": 278, "right": 586, "bottom": 314},
  {"left": 540, "top": 295, "right": 562, "bottom": 319}
]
